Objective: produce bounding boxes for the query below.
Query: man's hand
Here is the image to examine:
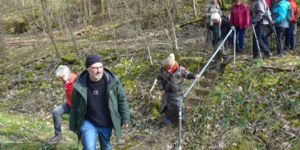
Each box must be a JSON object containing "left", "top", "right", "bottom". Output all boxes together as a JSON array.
[
  {"left": 195, "top": 74, "right": 200, "bottom": 79},
  {"left": 122, "top": 123, "right": 129, "bottom": 129}
]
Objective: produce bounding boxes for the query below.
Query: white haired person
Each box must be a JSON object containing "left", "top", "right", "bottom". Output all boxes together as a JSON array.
[
  {"left": 157, "top": 53, "right": 200, "bottom": 126},
  {"left": 48, "top": 65, "right": 77, "bottom": 144},
  {"left": 210, "top": 12, "right": 222, "bottom": 46},
  {"left": 205, "top": 0, "right": 222, "bottom": 47}
]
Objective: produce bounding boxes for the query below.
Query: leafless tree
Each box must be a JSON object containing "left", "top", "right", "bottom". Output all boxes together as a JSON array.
[
  {"left": 65, "top": 0, "right": 79, "bottom": 56},
  {"left": 193, "top": 0, "right": 198, "bottom": 18},
  {"left": 40, "top": 0, "right": 61, "bottom": 58}
]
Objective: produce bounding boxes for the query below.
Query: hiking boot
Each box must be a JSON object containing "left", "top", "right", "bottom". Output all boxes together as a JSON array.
[
  {"left": 265, "top": 52, "right": 272, "bottom": 58},
  {"left": 276, "top": 54, "right": 284, "bottom": 58},
  {"left": 161, "top": 117, "right": 172, "bottom": 126},
  {"left": 222, "top": 55, "right": 233, "bottom": 65},
  {"left": 48, "top": 133, "right": 62, "bottom": 144}
]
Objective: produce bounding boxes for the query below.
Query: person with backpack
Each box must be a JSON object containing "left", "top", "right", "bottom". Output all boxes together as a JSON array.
[
  {"left": 251, "top": 0, "right": 273, "bottom": 59},
  {"left": 205, "top": 0, "right": 222, "bottom": 48},
  {"left": 211, "top": 15, "right": 233, "bottom": 72},
  {"left": 272, "top": 0, "right": 291, "bottom": 57},
  {"left": 48, "top": 65, "right": 77, "bottom": 144},
  {"left": 284, "top": 0, "right": 298, "bottom": 51},
  {"left": 250, "top": 0, "right": 272, "bottom": 8},
  {"left": 230, "top": 0, "right": 250, "bottom": 53},
  {"left": 157, "top": 53, "right": 200, "bottom": 126},
  {"left": 210, "top": 12, "right": 222, "bottom": 46}
]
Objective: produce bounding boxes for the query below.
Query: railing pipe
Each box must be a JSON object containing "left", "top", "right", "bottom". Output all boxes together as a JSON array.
[{"left": 178, "top": 26, "right": 236, "bottom": 150}]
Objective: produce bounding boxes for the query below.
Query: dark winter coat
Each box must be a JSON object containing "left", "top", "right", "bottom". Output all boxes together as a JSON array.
[
  {"left": 157, "top": 65, "right": 195, "bottom": 93},
  {"left": 69, "top": 68, "right": 130, "bottom": 142},
  {"left": 157, "top": 65, "right": 196, "bottom": 115}
]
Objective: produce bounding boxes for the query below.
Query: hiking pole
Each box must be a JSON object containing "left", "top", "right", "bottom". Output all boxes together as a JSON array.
[
  {"left": 252, "top": 24, "right": 262, "bottom": 59},
  {"left": 233, "top": 26, "right": 236, "bottom": 67},
  {"left": 178, "top": 27, "right": 235, "bottom": 150},
  {"left": 294, "top": 24, "right": 297, "bottom": 50},
  {"left": 149, "top": 79, "right": 157, "bottom": 94},
  {"left": 271, "top": 25, "right": 281, "bottom": 52}
]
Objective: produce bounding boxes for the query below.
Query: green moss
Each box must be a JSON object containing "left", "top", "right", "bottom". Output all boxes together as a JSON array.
[
  {"left": 291, "top": 138, "right": 300, "bottom": 150},
  {"left": 225, "top": 136, "right": 256, "bottom": 150},
  {"left": 61, "top": 54, "right": 78, "bottom": 64},
  {"left": 150, "top": 106, "right": 160, "bottom": 120},
  {"left": 290, "top": 119, "right": 300, "bottom": 127},
  {"left": 24, "top": 72, "right": 34, "bottom": 80},
  {"left": 37, "top": 81, "right": 52, "bottom": 90},
  {"left": 180, "top": 57, "right": 204, "bottom": 73},
  {"left": 33, "top": 64, "right": 46, "bottom": 70},
  {"left": 256, "top": 132, "right": 271, "bottom": 145},
  {"left": 3, "top": 15, "right": 29, "bottom": 34}
]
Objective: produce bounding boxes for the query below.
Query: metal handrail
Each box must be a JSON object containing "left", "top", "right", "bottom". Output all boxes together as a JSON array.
[{"left": 178, "top": 26, "right": 236, "bottom": 150}]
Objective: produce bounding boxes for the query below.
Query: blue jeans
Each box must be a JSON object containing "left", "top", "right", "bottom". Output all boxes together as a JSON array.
[
  {"left": 232, "top": 27, "right": 245, "bottom": 52},
  {"left": 80, "top": 120, "right": 112, "bottom": 150},
  {"left": 285, "top": 24, "right": 295, "bottom": 50},
  {"left": 52, "top": 103, "right": 70, "bottom": 135}
]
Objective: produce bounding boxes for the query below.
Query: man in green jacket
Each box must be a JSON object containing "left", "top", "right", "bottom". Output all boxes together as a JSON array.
[{"left": 69, "top": 55, "right": 130, "bottom": 150}]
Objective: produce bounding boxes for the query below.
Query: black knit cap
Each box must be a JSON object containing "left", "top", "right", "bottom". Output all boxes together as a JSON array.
[{"left": 85, "top": 55, "right": 102, "bottom": 68}]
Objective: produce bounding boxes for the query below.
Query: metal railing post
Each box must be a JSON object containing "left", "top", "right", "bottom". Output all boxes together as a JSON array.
[
  {"left": 178, "top": 96, "right": 183, "bottom": 150},
  {"left": 178, "top": 27, "right": 235, "bottom": 149}
]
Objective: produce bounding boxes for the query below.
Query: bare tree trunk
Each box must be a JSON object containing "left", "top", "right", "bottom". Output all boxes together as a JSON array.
[
  {"left": 64, "top": 18, "right": 79, "bottom": 55},
  {"left": 170, "top": 0, "right": 177, "bottom": 20},
  {"left": 218, "top": 0, "right": 228, "bottom": 10},
  {"left": 137, "top": 0, "right": 143, "bottom": 16},
  {"left": 192, "top": 0, "right": 197, "bottom": 18},
  {"left": 170, "top": 18, "right": 179, "bottom": 52},
  {"left": 106, "top": 0, "right": 119, "bottom": 57},
  {"left": 122, "top": 0, "right": 153, "bottom": 65},
  {"left": 164, "top": 0, "right": 179, "bottom": 52},
  {"left": 21, "top": 0, "right": 25, "bottom": 7},
  {"left": 40, "top": 0, "right": 61, "bottom": 58},
  {"left": 88, "top": 0, "right": 92, "bottom": 21},
  {"left": 83, "top": 0, "right": 88, "bottom": 26},
  {"left": 101, "top": 0, "right": 106, "bottom": 15},
  {"left": 83, "top": 0, "right": 88, "bottom": 17},
  {"left": 0, "top": 36, "right": 5, "bottom": 51},
  {"left": 96, "top": 0, "right": 106, "bottom": 16},
  {"left": 65, "top": 0, "right": 79, "bottom": 56}
]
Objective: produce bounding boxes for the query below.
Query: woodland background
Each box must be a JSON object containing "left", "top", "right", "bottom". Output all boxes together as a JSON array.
[{"left": 0, "top": 0, "right": 300, "bottom": 149}]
